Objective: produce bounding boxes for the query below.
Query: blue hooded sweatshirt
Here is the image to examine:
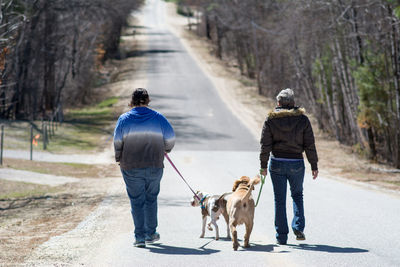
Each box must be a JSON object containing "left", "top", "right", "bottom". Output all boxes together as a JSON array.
[{"left": 113, "top": 107, "right": 175, "bottom": 170}]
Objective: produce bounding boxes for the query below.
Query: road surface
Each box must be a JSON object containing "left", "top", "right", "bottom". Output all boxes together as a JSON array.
[{"left": 26, "top": 0, "right": 400, "bottom": 266}]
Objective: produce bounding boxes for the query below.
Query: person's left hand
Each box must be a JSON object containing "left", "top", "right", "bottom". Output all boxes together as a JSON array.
[{"left": 260, "top": 168, "right": 267, "bottom": 176}]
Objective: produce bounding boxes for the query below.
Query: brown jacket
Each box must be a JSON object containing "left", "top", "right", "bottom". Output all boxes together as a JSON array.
[{"left": 260, "top": 107, "right": 318, "bottom": 170}]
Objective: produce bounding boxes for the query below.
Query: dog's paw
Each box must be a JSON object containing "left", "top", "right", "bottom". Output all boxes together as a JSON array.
[
  {"left": 207, "top": 226, "right": 213, "bottom": 231},
  {"left": 233, "top": 243, "right": 239, "bottom": 251},
  {"left": 199, "top": 234, "right": 204, "bottom": 238}
]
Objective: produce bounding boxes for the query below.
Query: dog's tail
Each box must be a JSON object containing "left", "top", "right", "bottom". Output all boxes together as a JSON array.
[
  {"left": 212, "top": 192, "right": 232, "bottom": 212},
  {"left": 241, "top": 176, "right": 261, "bottom": 202}
]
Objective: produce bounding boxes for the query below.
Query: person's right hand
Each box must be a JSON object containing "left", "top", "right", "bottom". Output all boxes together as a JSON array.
[{"left": 312, "top": 170, "right": 319, "bottom": 180}]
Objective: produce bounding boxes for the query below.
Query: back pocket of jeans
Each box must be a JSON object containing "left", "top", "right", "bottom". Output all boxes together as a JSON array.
[
  {"left": 289, "top": 167, "right": 303, "bottom": 173},
  {"left": 269, "top": 165, "right": 281, "bottom": 173}
]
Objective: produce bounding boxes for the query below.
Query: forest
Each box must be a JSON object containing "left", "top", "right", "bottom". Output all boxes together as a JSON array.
[
  {"left": 180, "top": 0, "right": 400, "bottom": 169},
  {"left": 0, "top": 0, "right": 143, "bottom": 120},
  {"left": 2, "top": 0, "right": 400, "bottom": 168}
]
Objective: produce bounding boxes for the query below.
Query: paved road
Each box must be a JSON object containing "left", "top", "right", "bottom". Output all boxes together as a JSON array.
[{"left": 27, "top": 0, "right": 400, "bottom": 266}]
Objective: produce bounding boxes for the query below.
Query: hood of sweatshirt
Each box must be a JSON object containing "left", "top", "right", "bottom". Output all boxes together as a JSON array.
[{"left": 125, "top": 107, "right": 158, "bottom": 123}]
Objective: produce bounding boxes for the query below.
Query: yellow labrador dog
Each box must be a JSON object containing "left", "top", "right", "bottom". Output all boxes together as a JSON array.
[{"left": 227, "top": 176, "right": 260, "bottom": 250}]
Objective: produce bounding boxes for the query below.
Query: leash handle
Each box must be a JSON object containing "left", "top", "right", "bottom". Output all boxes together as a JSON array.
[
  {"left": 164, "top": 152, "right": 201, "bottom": 201},
  {"left": 255, "top": 171, "right": 266, "bottom": 207}
]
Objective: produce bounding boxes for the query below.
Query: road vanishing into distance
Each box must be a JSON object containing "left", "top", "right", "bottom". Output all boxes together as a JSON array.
[{"left": 26, "top": 0, "right": 400, "bottom": 266}]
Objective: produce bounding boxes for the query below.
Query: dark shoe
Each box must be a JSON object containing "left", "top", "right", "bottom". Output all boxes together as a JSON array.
[
  {"left": 276, "top": 239, "right": 287, "bottom": 245},
  {"left": 145, "top": 232, "right": 160, "bottom": 244},
  {"left": 293, "top": 229, "right": 306, "bottom": 241},
  {"left": 134, "top": 239, "right": 146, "bottom": 248}
]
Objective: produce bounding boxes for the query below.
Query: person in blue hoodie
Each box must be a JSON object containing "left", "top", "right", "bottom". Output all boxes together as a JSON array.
[{"left": 114, "top": 88, "right": 175, "bottom": 248}]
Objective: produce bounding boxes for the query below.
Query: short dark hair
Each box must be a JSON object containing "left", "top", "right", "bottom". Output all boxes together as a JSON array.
[{"left": 130, "top": 88, "right": 150, "bottom": 107}]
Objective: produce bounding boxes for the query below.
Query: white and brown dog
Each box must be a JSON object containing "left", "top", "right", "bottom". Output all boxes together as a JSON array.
[
  {"left": 191, "top": 191, "right": 231, "bottom": 240},
  {"left": 227, "top": 176, "right": 260, "bottom": 250}
]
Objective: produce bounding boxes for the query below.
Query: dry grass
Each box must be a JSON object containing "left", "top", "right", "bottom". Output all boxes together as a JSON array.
[{"left": 1, "top": 158, "right": 120, "bottom": 179}]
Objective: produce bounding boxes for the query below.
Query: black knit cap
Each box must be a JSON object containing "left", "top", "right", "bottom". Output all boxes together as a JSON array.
[{"left": 131, "top": 88, "right": 149, "bottom": 106}]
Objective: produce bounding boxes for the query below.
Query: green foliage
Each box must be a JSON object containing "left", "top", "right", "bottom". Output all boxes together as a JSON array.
[
  {"left": 176, "top": 4, "right": 194, "bottom": 17},
  {"left": 385, "top": 0, "right": 400, "bottom": 18},
  {"left": 97, "top": 96, "right": 119, "bottom": 108},
  {"left": 395, "top": 6, "right": 400, "bottom": 18},
  {"left": 6, "top": 0, "right": 26, "bottom": 14},
  {"left": 354, "top": 51, "right": 391, "bottom": 132},
  {"left": 206, "top": 3, "right": 220, "bottom": 12},
  {"left": 312, "top": 48, "right": 333, "bottom": 104}
]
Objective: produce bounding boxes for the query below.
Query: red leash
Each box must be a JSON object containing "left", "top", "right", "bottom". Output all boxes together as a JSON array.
[{"left": 164, "top": 152, "right": 200, "bottom": 200}]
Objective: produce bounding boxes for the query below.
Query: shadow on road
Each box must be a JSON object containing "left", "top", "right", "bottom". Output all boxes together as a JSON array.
[
  {"left": 146, "top": 243, "right": 220, "bottom": 255},
  {"left": 124, "top": 49, "right": 181, "bottom": 58},
  {"left": 289, "top": 243, "right": 369, "bottom": 253},
  {"left": 247, "top": 243, "right": 277, "bottom": 252},
  {"left": 158, "top": 197, "right": 189, "bottom": 207}
]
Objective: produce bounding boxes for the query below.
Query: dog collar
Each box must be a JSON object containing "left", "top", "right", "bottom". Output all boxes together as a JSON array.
[{"left": 200, "top": 195, "right": 208, "bottom": 209}]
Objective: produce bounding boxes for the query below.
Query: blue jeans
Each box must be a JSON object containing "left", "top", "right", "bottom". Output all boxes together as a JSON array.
[
  {"left": 121, "top": 167, "right": 163, "bottom": 241},
  {"left": 269, "top": 159, "right": 305, "bottom": 243}
]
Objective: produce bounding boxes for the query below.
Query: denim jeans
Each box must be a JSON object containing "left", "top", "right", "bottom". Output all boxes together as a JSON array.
[
  {"left": 121, "top": 167, "right": 163, "bottom": 241},
  {"left": 269, "top": 158, "right": 305, "bottom": 243}
]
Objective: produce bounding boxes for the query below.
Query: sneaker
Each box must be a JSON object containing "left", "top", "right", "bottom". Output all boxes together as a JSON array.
[
  {"left": 293, "top": 229, "right": 306, "bottom": 241},
  {"left": 145, "top": 232, "right": 160, "bottom": 244},
  {"left": 134, "top": 239, "right": 146, "bottom": 248}
]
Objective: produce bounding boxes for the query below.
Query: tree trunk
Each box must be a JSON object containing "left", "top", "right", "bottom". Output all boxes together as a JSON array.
[{"left": 43, "top": 3, "right": 56, "bottom": 116}]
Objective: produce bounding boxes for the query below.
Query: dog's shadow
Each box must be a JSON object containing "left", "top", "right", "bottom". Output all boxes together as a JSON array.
[
  {"left": 201, "top": 236, "right": 231, "bottom": 242},
  {"left": 147, "top": 243, "right": 220, "bottom": 255}
]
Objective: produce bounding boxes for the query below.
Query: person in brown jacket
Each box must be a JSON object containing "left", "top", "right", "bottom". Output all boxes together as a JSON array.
[{"left": 260, "top": 88, "right": 318, "bottom": 245}]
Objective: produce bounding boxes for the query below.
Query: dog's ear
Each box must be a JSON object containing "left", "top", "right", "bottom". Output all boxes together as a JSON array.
[
  {"left": 196, "top": 191, "right": 203, "bottom": 199},
  {"left": 232, "top": 179, "right": 241, "bottom": 191}
]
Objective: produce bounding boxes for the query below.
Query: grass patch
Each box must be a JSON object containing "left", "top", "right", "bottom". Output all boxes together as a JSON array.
[
  {"left": 1, "top": 158, "right": 120, "bottom": 178},
  {"left": 0, "top": 96, "right": 122, "bottom": 153},
  {"left": 0, "top": 180, "right": 58, "bottom": 199},
  {"left": 384, "top": 180, "right": 400, "bottom": 186},
  {"left": 239, "top": 78, "right": 256, "bottom": 87},
  {"left": 97, "top": 96, "right": 119, "bottom": 108}
]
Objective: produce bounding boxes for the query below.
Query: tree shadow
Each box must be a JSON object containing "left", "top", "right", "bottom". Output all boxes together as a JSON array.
[
  {"left": 146, "top": 243, "right": 220, "bottom": 255},
  {"left": 288, "top": 243, "right": 369, "bottom": 253},
  {"left": 120, "top": 49, "right": 181, "bottom": 59}
]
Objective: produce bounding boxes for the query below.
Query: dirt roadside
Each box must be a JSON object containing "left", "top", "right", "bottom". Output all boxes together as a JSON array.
[{"left": 164, "top": 3, "right": 400, "bottom": 193}]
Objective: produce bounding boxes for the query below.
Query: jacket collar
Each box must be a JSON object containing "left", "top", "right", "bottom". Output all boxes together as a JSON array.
[{"left": 268, "top": 107, "right": 305, "bottom": 119}]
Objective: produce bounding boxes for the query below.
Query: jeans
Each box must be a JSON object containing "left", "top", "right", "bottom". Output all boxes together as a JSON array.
[
  {"left": 121, "top": 167, "right": 163, "bottom": 241},
  {"left": 269, "top": 158, "right": 305, "bottom": 243}
]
